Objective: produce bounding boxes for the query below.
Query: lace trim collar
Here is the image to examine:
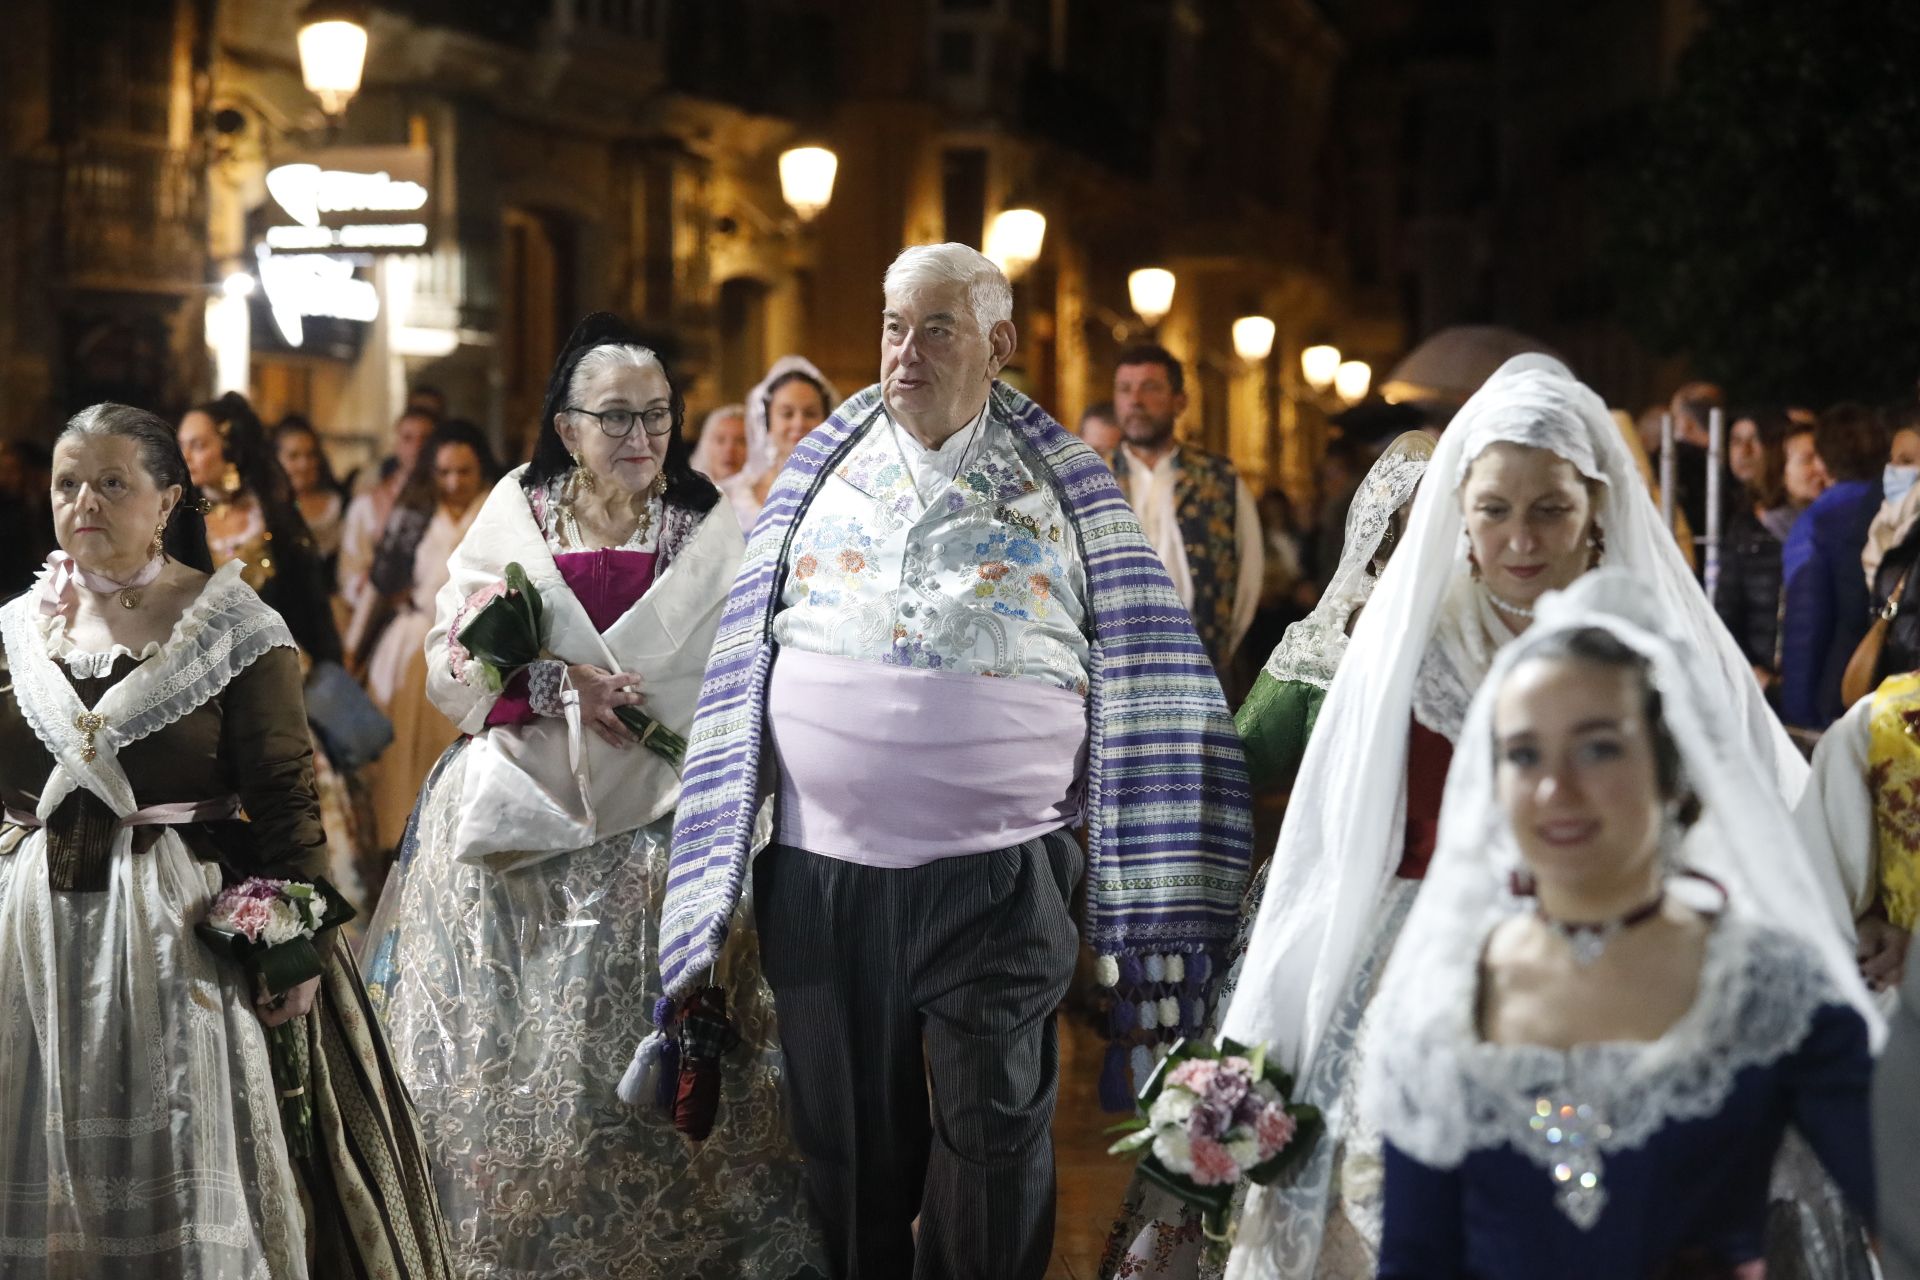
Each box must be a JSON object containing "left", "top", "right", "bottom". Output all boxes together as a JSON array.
[
  {"left": 1371, "top": 914, "right": 1834, "bottom": 1229},
  {"left": 37, "top": 560, "right": 251, "bottom": 676}
]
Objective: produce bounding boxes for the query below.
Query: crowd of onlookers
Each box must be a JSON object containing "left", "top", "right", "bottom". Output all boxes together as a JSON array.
[{"left": 5, "top": 365, "right": 1911, "bottom": 867}]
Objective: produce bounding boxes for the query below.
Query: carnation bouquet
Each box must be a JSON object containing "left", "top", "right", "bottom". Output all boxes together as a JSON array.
[
  {"left": 455, "top": 561, "right": 685, "bottom": 766},
  {"left": 1107, "top": 1037, "right": 1321, "bottom": 1239},
  {"left": 197, "top": 876, "right": 354, "bottom": 1157}
]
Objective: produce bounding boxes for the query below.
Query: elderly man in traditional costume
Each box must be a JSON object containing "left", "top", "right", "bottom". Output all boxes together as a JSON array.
[{"left": 654, "top": 244, "right": 1252, "bottom": 1280}]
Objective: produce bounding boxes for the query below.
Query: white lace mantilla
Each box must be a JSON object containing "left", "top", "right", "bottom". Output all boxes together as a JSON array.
[
  {"left": 1266, "top": 448, "right": 1430, "bottom": 692},
  {"left": 1369, "top": 915, "right": 1835, "bottom": 1231}
]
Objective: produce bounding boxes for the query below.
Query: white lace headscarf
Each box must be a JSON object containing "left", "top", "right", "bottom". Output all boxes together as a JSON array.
[
  {"left": 1361, "top": 569, "right": 1883, "bottom": 1171},
  {"left": 734, "top": 355, "right": 840, "bottom": 488},
  {"left": 1222, "top": 354, "right": 1806, "bottom": 1081},
  {"left": 1264, "top": 431, "right": 1435, "bottom": 690},
  {"left": 688, "top": 403, "right": 746, "bottom": 483},
  {"left": 719, "top": 356, "right": 841, "bottom": 530}
]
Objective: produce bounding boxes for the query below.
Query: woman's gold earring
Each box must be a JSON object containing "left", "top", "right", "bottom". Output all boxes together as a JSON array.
[
  {"left": 149, "top": 522, "right": 166, "bottom": 559},
  {"left": 574, "top": 457, "right": 596, "bottom": 491},
  {"left": 221, "top": 462, "right": 241, "bottom": 494}
]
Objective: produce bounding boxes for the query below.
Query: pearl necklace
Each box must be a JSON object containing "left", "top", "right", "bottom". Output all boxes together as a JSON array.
[
  {"left": 560, "top": 479, "right": 657, "bottom": 552},
  {"left": 1486, "top": 588, "right": 1536, "bottom": 619}
]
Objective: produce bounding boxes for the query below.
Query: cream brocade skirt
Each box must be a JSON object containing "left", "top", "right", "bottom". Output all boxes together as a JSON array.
[
  {"left": 364, "top": 741, "right": 825, "bottom": 1280},
  {"left": 0, "top": 826, "right": 306, "bottom": 1279}
]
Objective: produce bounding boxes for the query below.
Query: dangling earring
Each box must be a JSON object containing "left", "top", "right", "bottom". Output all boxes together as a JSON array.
[
  {"left": 1588, "top": 522, "right": 1607, "bottom": 568},
  {"left": 149, "top": 521, "right": 166, "bottom": 560},
  {"left": 649, "top": 471, "right": 667, "bottom": 499},
  {"left": 220, "top": 462, "right": 241, "bottom": 495},
  {"left": 1468, "top": 546, "right": 1483, "bottom": 581},
  {"left": 572, "top": 455, "right": 596, "bottom": 492}
]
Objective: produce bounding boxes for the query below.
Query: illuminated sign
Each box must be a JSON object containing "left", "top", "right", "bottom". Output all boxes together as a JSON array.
[
  {"left": 257, "top": 248, "right": 379, "bottom": 348},
  {"left": 263, "top": 146, "right": 434, "bottom": 256}
]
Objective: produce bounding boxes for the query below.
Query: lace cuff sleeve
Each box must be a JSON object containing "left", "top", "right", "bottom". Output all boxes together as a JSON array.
[{"left": 526, "top": 660, "right": 569, "bottom": 717}]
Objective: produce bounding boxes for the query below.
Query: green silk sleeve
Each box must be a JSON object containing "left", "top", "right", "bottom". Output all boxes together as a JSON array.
[{"left": 1234, "top": 671, "right": 1327, "bottom": 793}]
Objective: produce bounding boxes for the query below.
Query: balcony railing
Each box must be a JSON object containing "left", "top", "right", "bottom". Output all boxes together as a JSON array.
[{"left": 31, "top": 141, "right": 207, "bottom": 294}]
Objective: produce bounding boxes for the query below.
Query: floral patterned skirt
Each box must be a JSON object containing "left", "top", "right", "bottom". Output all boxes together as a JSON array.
[{"left": 363, "top": 741, "right": 826, "bottom": 1280}]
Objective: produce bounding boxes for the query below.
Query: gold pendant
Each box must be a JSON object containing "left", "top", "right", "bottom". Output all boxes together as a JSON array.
[
  {"left": 74, "top": 712, "right": 106, "bottom": 763},
  {"left": 118, "top": 590, "right": 139, "bottom": 610}
]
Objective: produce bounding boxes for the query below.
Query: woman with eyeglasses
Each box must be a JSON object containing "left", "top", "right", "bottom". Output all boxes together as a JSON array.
[
  {"left": 358, "top": 420, "right": 501, "bottom": 855},
  {"left": 361, "top": 314, "right": 825, "bottom": 1278}
]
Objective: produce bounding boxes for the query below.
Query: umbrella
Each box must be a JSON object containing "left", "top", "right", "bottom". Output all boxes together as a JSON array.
[{"left": 1379, "top": 325, "right": 1566, "bottom": 415}]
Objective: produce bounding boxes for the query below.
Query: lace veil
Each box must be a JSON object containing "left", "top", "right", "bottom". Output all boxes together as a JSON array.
[
  {"left": 1360, "top": 570, "right": 1884, "bottom": 1169},
  {"left": 1220, "top": 355, "right": 1807, "bottom": 1080},
  {"left": 1263, "top": 431, "right": 1434, "bottom": 690},
  {"left": 734, "top": 355, "right": 841, "bottom": 490}
]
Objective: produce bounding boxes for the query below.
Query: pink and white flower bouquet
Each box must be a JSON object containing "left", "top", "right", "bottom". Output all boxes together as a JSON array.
[
  {"left": 198, "top": 876, "right": 354, "bottom": 1158},
  {"left": 1108, "top": 1037, "right": 1320, "bottom": 1238}
]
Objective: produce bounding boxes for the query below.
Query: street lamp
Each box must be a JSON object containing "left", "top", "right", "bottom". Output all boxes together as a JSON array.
[
  {"left": 779, "top": 146, "right": 839, "bottom": 223},
  {"left": 1128, "top": 268, "right": 1176, "bottom": 328},
  {"left": 1335, "top": 359, "right": 1372, "bottom": 405},
  {"left": 297, "top": 2, "right": 369, "bottom": 118},
  {"left": 984, "top": 208, "right": 1047, "bottom": 280},
  {"left": 1232, "top": 316, "right": 1276, "bottom": 363},
  {"left": 1301, "top": 344, "right": 1341, "bottom": 393}
]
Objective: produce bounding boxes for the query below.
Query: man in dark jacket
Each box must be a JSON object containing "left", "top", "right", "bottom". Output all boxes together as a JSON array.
[{"left": 1781, "top": 404, "right": 1888, "bottom": 727}]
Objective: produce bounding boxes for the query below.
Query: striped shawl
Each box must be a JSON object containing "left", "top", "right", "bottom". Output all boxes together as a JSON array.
[{"left": 659, "top": 381, "right": 1252, "bottom": 1010}]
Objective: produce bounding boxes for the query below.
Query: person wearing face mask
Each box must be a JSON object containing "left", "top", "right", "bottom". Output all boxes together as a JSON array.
[
  {"left": 720, "top": 356, "right": 840, "bottom": 533},
  {"left": 361, "top": 313, "right": 824, "bottom": 1278},
  {"left": 1856, "top": 407, "right": 1920, "bottom": 646},
  {"left": 1781, "top": 404, "right": 1889, "bottom": 729},
  {"left": 359, "top": 421, "right": 501, "bottom": 854},
  {"left": 1217, "top": 356, "right": 1803, "bottom": 1280}
]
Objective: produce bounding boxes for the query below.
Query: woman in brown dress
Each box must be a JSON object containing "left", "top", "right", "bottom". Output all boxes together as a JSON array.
[{"left": 0, "top": 403, "right": 451, "bottom": 1279}]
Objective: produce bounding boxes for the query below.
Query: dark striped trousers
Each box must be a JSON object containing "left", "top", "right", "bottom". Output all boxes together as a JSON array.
[{"left": 754, "top": 829, "right": 1084, "bottom": 1280}]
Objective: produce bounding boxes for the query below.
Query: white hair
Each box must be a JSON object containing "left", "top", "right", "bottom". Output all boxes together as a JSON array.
[
  {"left": 883, "top": 242, "right": 1012, "bottom": 333},
  {"left": 567, "top": 343, "right": 664, "bottom": 404}
]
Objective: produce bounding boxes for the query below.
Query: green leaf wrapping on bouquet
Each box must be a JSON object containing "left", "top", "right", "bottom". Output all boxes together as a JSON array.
[
  {"left": 269, "top": 1021, "right": 314, "bottom": 1159},
  {"left": 459, "top": 563, "right": 686, "bottom": 769},
  {"left": 194, "top": 877, "right": 355, "bottom": 1165},
  {"left": 1136, "top": 1159, "right": 1237, "bottom": 1239},
  {"left": 612, "top": 705, "right": 686, "bottom": 769},
  {"left": 456, "top": 562, "right": 546, "bottom": 673},
  {"left": 194, "top": 878, "right": 356, "bottom": 994}
]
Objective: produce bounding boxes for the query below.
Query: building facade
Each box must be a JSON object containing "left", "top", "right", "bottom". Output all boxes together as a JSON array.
[{"left": 5, "top": 0, "right": 1400, "bottom": 509}]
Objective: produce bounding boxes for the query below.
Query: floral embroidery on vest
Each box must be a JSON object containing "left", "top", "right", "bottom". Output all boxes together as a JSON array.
[
  {"left": 1114, "top": 446, "right": 1241, "bottom": 667},
  {"left": 1869, "top": 671, "right": 1920, "bottom": 930}
]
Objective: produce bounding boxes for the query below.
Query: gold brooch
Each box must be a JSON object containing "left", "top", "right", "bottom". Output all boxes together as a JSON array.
[{"left": 74, "top": 712, "right": 106, "bottom": 763}]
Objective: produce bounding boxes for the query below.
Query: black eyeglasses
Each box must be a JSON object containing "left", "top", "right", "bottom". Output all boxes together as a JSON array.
[{"left": 567, "top": 405, "right": 674, "bottom": 438}]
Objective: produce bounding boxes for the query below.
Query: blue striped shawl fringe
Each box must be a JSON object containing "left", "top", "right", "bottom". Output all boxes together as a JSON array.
[{"left": 658, "top": 381, "right": 1252, "bottom": 1007}]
